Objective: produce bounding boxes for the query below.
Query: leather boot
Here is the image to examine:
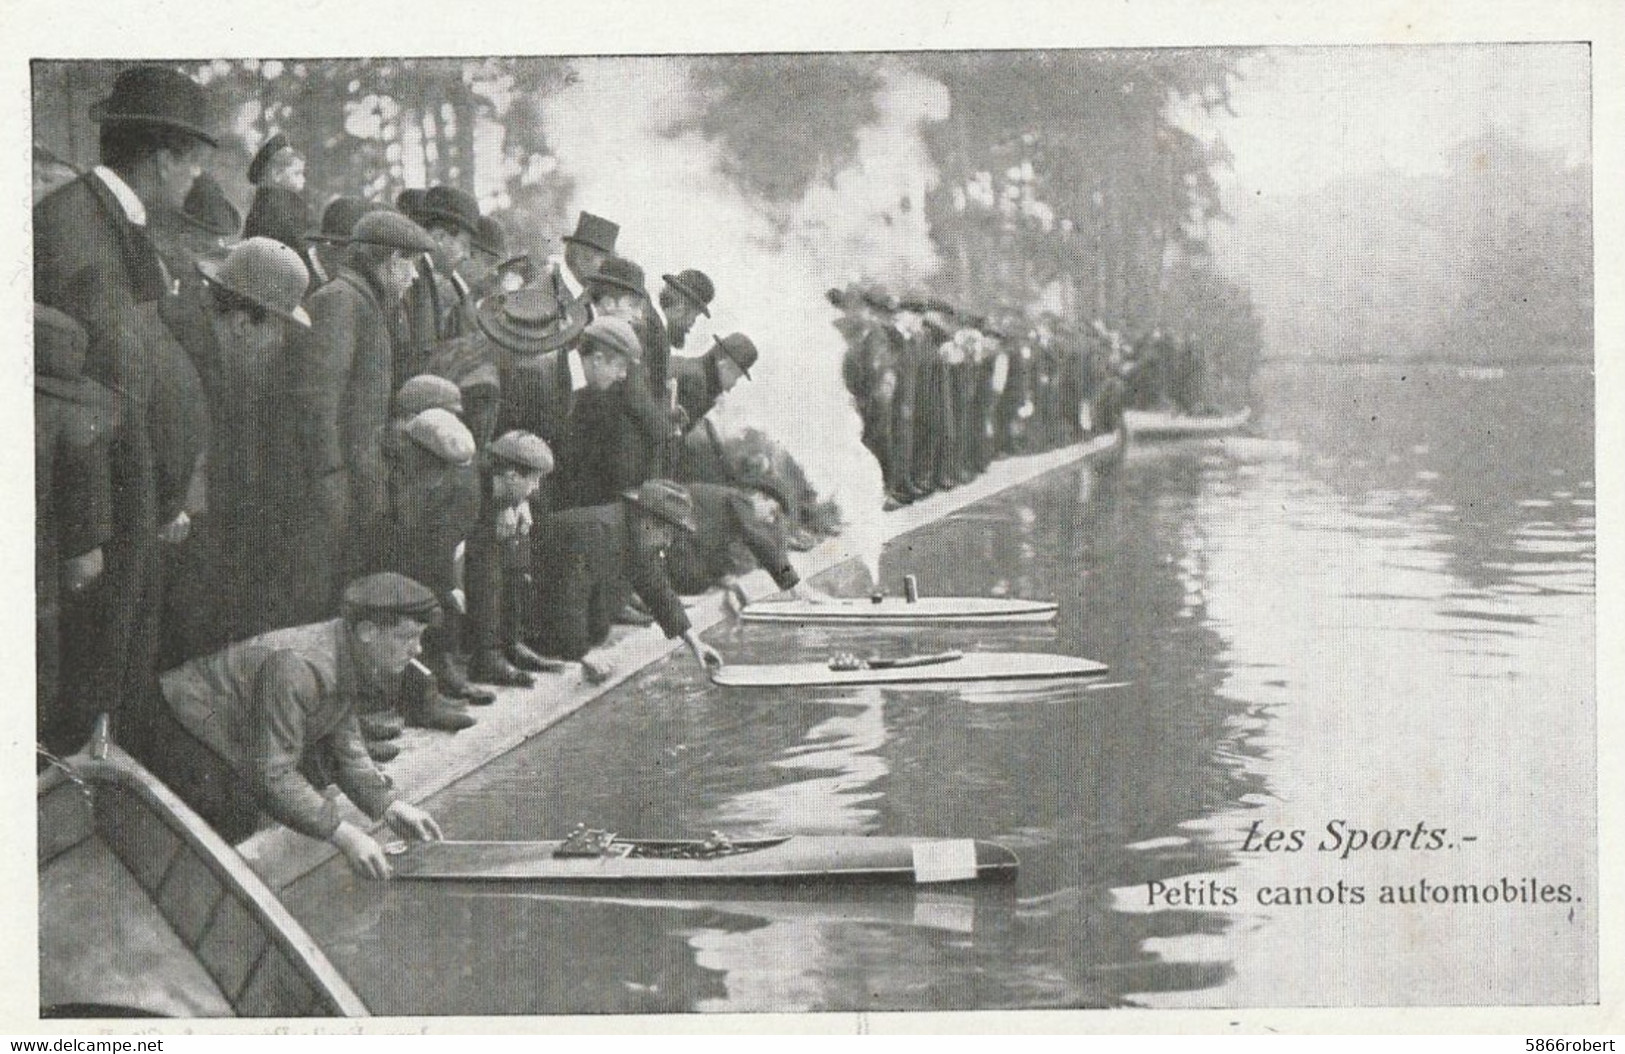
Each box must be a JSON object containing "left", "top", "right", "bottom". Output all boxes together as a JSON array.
[
  {"left": 359, "top": 710, "right": 405, "bottom": 740},
  {"left": 438, "top": 656, "right": 497, "bottom": 705},
  {"left": 366, "top": 739, "right": 401, "bottom": 764},
  {"left": 506, "top": 641, "right": 561, "bottom": 673},
  {"left": 469, "top": 648, "right": 533, "bottom": 687},
  {"left": 401, "top": 669, "right": 476, "bottom": 732}
]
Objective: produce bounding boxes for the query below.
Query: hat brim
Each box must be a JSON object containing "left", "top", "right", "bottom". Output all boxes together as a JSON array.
[
  {"left": 661, "top": 274, "right": 712, "bottom": 316},
  {"left": 196, "top": 258, "right": 312, "bottom": 328},
  {"left": 90, "top": 102, "right": 219, "bottom": 148},
  {"left": 304, "top": 230, "right": 351, "bottom": 245},
  {"left": 586, "top": 274, "right": 645, "bottom": 297},
  {"left": 419, "top": 207, "right": 481, "bottom": 238},
  {"left": 712, "top": 337, "right": 753, "bottom": 380},
  {"left": 474, "top": 298, "right": 587, "bottom": 355},
  {"left": 621, "top": 490, "right": 698, "bottom": 535},
  {"left": 561, "top": 234, "right": 617, "bottom": 255}
]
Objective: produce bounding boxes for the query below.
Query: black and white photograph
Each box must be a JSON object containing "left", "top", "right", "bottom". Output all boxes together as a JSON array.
[{"left": 9, "top": 0, "right": 1616, "bottom": 1031}]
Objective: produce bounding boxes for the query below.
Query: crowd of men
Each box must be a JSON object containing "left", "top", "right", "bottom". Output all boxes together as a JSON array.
[
  {"left": 34, "top": 66, "right": 1215, "bottom": 876},
  {"left": 33, "top": 66, "right": 826, "bottom": 875},
  {"left": 831, "top": 287, "right": 1213, "bottom": 509}
]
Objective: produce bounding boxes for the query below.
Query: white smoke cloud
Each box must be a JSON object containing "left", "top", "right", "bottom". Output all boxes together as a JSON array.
[{"left": 538, "top": 56, "right": 949, "bottom": 582}]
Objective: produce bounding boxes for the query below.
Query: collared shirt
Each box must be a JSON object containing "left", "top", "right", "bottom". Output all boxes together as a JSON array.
[
  {"left": 93, "top": 166, "right": 147, "bottom": 226},
  {"left": 567, "top": 348, "right": 589, "bottom": 393}
]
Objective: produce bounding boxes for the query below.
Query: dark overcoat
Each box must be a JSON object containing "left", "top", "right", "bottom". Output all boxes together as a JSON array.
[
  {"left": 665, "top": 483, "right": 799, "bottom": 596},
  {"left": 530, "top": 502, "right": 689, "bottom": 662},
  {"left": 284, "top": 267, "right": 398, "bottom": 617}
]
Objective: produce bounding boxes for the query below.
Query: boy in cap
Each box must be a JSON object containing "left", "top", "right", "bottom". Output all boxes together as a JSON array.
[
  {"left": 467, "top": 430, "right": 558, "bottom": 687},
  {"left": 530, "top": 479, "right": 724, "bottom": 683},
  {"left": 35, "top": 307, "right": 115, "bottom": 757},
  {"left": 144, "top": 572, "right": 445, "bottom": 878},
  {"left": 242, "top": 132, "right": 321, "bottom": 280},
  {"left": 381, "top": 404, "right": 482, "bottom": 732},
  {"left": 285, "top": 210, "right": 438, "bottom": 623},
  {"left": 551, "top": 316, "right": 661, "bottom": 509}
]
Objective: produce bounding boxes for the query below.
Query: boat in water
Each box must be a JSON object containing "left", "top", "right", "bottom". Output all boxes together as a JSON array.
[
  {"left": 387, "top": 831, "right": 1019, "bottom": 885},
  {"left": 1124, "top": 407, "right": 1253, "bottom": 440},
  {"left": 38, "top": 722, "right": 368, "bottom": 1018}
]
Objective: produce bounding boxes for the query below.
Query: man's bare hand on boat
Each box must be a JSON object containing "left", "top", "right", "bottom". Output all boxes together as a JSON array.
[{"left": 330, "top": 804, "right": 443, "bottom": 880}]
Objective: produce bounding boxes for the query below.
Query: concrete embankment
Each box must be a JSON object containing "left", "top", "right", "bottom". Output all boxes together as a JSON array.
[{"left": 245, "top": 433, "right": 1120, "bottom": 891}]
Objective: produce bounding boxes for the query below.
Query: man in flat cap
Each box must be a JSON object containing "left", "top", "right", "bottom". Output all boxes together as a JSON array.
[
  {"left": 35, "top": 65, "right": 216, "bottom": 345},
  {"left": 158, "top": 237, "right": 312, "bottom": 659},
  {"left": 582, "top": 256, "right": 674, "bottom": 488},
  {"left": 550, "top": 316, "right": 662, "bottom": 510},
  {"left": 35, "top": 307, "right": 116, "bottom": 757},
  {"left": 242, "top": 132, "right": 322, "bottom": 281},
  {"left": 143, "top": 572, "right": 444, "bottom": 877},
  {"left": 284, "top": 211, "right": 438, "bottom": 623},
  {"left": 531, "top": 480, "right": 723, "bottom": 684}
]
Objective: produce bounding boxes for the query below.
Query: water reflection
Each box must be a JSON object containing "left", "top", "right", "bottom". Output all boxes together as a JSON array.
[{"left": 281, "top": 362, "right": 1592, "bottom": 1013}]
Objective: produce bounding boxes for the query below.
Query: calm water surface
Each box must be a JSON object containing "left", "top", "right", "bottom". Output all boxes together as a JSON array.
[{"left": 284, "top": 362, "right": 1595, "bottom": 1013}]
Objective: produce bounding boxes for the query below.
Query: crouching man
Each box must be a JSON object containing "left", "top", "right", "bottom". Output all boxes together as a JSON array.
[
  {"left": 531, "top": 479, "right": 723, "bottom": 683},
  {"left": 666, "top": 478, "right": 829, "bottom": 606},
  {"left": 142, "top": 572, "right": 444, "bottom": 879}
]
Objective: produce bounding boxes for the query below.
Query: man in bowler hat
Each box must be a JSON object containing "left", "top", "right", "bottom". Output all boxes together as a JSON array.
[
  {"left": 146, "top": 572, "right": 445, "bottom": 878},
  {"left": 159, "top": 237, "right": 312, "bottom": 658},
  {"left": 35, "top": 64, "right": 217, "bottom": 346},
  {"left": 657, "top": 268, "right": 716, "bottom": 351}
]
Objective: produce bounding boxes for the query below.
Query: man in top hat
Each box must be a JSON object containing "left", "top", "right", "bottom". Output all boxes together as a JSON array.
[
  {"left": 35, "top": 64, "right": 217, "bottom": 347},
  {"left": 35, "top": 307, "right": 116, "bottom": 757},
  {"left": 554, "top": 210, "right": 619, "bottom": 309},
  {"left": 242, "top": 132, "right": 322, "bottom": 280},
  {"left": 285, "top": 210, "right": 439, "bottom": 623},
  {"left": 143, "top": 572, "right": 445, "bottom": 876},
  {"left": 531, "top": 479, "right": 723, "bottom": 683},
  {"left": 671, "top": 332, "right": 756, "bottom": 481},
  {"left": 159, "top": 237, "right": 312, "bottom": 658}
]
